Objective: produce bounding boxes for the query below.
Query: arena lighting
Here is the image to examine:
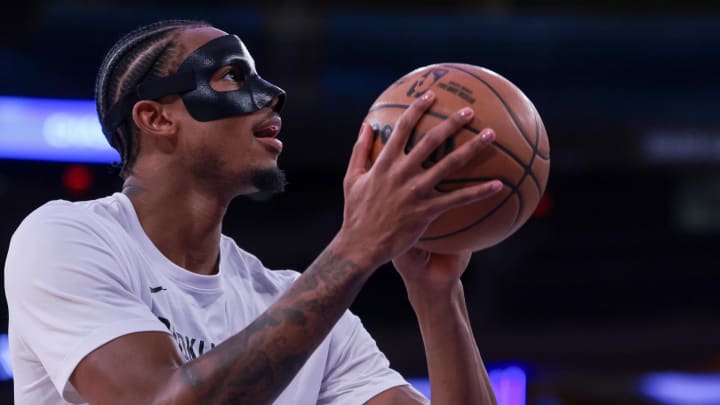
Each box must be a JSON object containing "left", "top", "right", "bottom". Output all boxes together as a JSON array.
[
  {"left": 640, "top": 372, "right": 720, "bottom": 405},
  {"left": 408, "top": 365, "right": 526, "bottom": 405},
  {"left": 0, "top": 334, "right": 11, "bottom": 381},
  {"left": 643, "top": 130, "right": 720, "bottom": 164},
  {"left": 488, "top": 366, "right": 526, "bottom": 405},
  {"left": 0, "top": 96, "right": 119, "bottom": 163}
]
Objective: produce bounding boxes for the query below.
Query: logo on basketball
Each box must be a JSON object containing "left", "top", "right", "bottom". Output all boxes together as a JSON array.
[{"left": 406, "top": 68, "right": 449, "bottom": 98}]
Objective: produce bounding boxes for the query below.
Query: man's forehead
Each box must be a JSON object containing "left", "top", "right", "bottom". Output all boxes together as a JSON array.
[
  {"left": 177, "top": 26, "right": 228, "bottom": 59},
  {"left": 178, "top": 29, "right": 253, "bottom": 65}
]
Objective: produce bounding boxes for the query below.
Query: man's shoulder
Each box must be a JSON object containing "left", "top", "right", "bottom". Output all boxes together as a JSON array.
[
  {"left": 21, "top": 194, "right": 122, "bottom": 227},
  {"left": 11, "top": 193, "right": 130, "bottom": 254},
  {"left": 5, "top": 194, "right": 138, "bottom": 292}
]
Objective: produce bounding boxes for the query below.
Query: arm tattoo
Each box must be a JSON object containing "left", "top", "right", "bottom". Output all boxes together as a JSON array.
[{"left": 178, "top": 249, "right": 369, "bottom": 404}]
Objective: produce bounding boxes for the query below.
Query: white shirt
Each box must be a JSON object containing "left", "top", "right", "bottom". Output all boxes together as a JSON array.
[{"left": 5, "top": 193, "right": 412, "bottom": 404}]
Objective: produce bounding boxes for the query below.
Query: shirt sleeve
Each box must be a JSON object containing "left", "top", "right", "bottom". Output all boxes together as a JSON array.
[
  {"left": 4, "top": 203, "right": 169, "bottom": 404},
  {"left": 317, "top": 310, "right": 425, "bottom": 404}
]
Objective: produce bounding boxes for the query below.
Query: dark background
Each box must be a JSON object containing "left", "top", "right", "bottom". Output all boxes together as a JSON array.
[{"left": 1, "top": 1, "right": 720, "bottom": 403}]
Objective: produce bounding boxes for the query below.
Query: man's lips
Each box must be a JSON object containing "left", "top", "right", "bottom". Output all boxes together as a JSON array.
[
  {"left": 253, "top": 115, "right": 283, "bottom": 153},
  {"left": 253, "top": 115, "right": 282, "bottom": 138}
]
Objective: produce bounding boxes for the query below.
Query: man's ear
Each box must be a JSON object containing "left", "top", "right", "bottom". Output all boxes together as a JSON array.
[{"left": 131, "top": 100, "right": 176, "bottom": 137}]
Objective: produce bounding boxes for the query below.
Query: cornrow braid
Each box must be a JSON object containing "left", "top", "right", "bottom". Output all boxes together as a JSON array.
[{"left": 95, "top": 19, "right": 211, "bottom": 178}]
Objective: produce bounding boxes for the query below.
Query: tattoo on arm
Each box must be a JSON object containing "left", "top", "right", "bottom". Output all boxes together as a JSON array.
[{"left": 177, "top": 250, "right": 369, "bottom": 404}]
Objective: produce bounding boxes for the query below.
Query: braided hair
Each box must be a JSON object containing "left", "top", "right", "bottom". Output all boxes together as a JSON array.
[{"left": 95, "top": 19, "right": 211, "bottom": 178}]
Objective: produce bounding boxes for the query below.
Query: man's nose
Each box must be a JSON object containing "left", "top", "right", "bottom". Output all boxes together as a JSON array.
[{"left": 268, "top": 93, "right": 285, "bottom": 112}]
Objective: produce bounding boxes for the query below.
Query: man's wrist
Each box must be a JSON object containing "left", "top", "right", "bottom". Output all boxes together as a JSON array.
[
  {"left": 406, "top": 279, "right": 464, "bottom": 311},
  {"left": 327, "top": 230, "right": 385, "bottom": 274}
]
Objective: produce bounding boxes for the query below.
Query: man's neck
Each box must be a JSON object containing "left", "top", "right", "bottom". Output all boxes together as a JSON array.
[{"left": 122, "top": 177, "right": 226, "bottom": 276}]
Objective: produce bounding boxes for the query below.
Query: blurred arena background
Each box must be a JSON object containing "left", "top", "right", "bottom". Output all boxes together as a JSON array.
[{"left": 1, "top": 0, "right": 719, "bottom": 404}]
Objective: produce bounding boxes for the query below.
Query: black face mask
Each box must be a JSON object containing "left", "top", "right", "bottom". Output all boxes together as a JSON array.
[{"left": 102, "top": 34, "right": 286, "bottom": 147}]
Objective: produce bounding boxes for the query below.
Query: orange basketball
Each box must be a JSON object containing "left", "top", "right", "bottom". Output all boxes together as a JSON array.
[{"left": 364, "top": 63, "right": 550, "bottom": 253}]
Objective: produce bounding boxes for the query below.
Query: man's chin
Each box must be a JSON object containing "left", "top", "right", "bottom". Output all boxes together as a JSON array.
[{"left": 249, "top": 167, "right": 287, "bottom": 194}]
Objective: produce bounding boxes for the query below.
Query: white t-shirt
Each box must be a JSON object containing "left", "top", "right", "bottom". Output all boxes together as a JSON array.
[{"left": 5, "top": 193, "right": 413, "bottom": 404}]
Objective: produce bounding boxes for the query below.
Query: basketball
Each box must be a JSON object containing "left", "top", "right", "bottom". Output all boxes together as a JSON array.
[{"left": 363, "top": 63, "right": 550, "bottom": 253}]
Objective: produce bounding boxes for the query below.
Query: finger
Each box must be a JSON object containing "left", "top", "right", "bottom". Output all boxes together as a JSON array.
[
  {"left": 422, "top": 128, "right": 496, "bottom": 186},
  {"left": 374, "top": 91, "right": 435, "bottom": 169},
  {"left": 345, "top": 122, "right": 373, "bottom": 179},
  {"left": 406, "top": 106, "right": 475, "bottom": 168},
  {"left": 426, "top": 179, "right": 504, "bottom": 215}
]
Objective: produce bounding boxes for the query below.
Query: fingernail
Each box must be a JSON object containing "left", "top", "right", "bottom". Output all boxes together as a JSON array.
[
  {"left": 358, "top": 122, "right": 366, "bottom": 136},
  {"left": 421, "top": 91, "right": 434, "bottom": 101},
  {"left": 459, "top": 107, "right": 473, "bottom": 118},
  {"left": 491, "top": 181, "right": 503, "bottom": 192},
  {"left": 480, "top": 129, "right": 495, "bottom": 142}
]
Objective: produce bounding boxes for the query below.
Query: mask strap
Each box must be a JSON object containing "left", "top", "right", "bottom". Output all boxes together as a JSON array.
[{"left": 102, "top": 71, "right": 196, "bottom": 145}]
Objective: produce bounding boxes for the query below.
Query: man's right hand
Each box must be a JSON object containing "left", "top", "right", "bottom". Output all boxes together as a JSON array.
[{"left": 337, "top": 90, "right": 502, "bottom": 270}]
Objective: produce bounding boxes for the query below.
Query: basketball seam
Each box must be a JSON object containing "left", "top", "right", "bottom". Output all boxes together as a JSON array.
[
  {"left": 508, "top": 107, "right": 541, "bottom": 227},
  {"left": 429, "top": 177, "right": 521, "bottom": 240},
  {"left": 445, "top": 64, "right": 550, "bottom": 161},
  {"left": 444, "top": 63, "right": 546, "bottom": 202},
  {"left": 420, "top": 188, "right": 517, "bottom": 241}
]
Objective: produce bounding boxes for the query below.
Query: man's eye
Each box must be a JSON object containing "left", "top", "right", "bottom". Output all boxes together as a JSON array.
[{"left": 223, "top": 69, "right": 244, "bottom": 82}]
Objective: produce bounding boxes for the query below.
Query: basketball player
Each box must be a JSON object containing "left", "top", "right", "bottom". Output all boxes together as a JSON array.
[{"left": 5, "top": 20, "right": 501, "bottom": 404}]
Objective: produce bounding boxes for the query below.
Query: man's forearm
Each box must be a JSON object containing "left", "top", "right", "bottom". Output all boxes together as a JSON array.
[
  {"left": 163, "top": 238, "right": 374, "bottom": 404},
  {"left": 409, "top": 282, "right": 497, "bottom": 405}
]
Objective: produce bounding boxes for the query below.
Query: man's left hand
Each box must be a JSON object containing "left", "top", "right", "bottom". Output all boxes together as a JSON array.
[{"left": 393, "top": 247, "right": 472, "bottom": 291}]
